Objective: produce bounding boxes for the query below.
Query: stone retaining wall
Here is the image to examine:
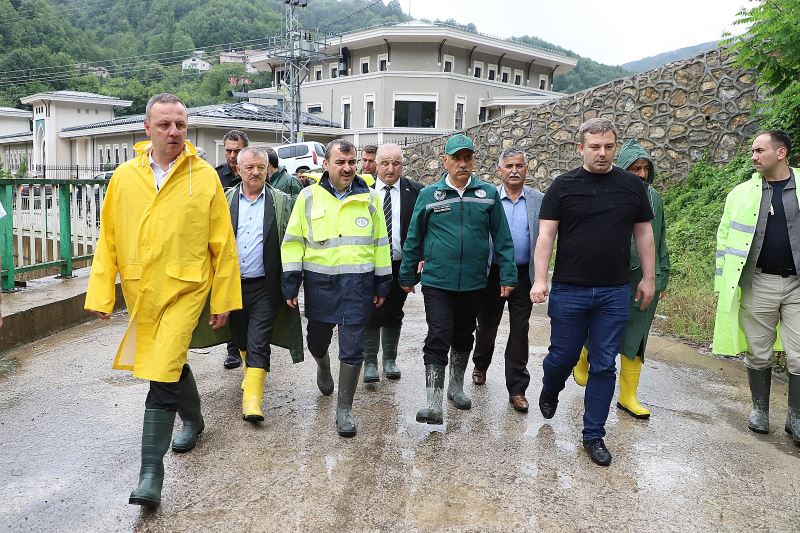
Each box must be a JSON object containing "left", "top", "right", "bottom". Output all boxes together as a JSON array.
[{"left": 402, "top": 49, "right": 760, "bottom": 189}]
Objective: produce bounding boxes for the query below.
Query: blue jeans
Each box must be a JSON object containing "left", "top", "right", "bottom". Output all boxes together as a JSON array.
[{"left": 541, "top": 283, "right": 629, "bottom": 441}]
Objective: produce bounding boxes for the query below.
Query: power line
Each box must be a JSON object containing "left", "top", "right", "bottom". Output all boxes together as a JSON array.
[{"left": 316, "top": 0, "right": 384, "bottom": 31}]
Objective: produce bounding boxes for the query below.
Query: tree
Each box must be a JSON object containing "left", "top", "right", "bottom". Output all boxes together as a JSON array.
[{"left": 726, "top": 0, "right": 800, "bottom": 161}]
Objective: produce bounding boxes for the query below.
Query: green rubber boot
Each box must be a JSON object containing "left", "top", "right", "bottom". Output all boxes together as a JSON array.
[
  {"left": 447, "top": 349, "right": 472, "bottom": 410},
  {"left": 362, "top": 327, "right": 380, "bottom": 383},
  {"left": 336, "top": 362, "right": 362, "bottom": 437},
  {"left": 785, "top": 372, "right": 800, "bottom": 447},
  {"left": 381, "top": 325, "right": 402, "bottom": 380},
  {"left": 171, "top": 365, "right": 205, "bottom": 453},
  {"left": 746, "top": 366, "right": 771, "bottom": 434},
  {"left": 416, "top": 364, "right": 445, "bottom": 424},
  {"left": 312, "top": 352, "right": 335, "bottom": 396},
  {"left": 129, "top": 409, "right": 176, "bottom": 508}
]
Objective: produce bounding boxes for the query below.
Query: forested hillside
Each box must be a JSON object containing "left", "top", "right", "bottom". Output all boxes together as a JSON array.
[
  {"left": 0, "top": 0, "right": 634, "bottom": 112},
  {"left": 621, "top": 40, "right": 719, "bottom": 73}
]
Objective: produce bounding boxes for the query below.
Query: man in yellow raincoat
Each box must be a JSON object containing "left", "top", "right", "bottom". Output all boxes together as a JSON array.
[{"left": 85, "top": 93, "right": 242, "bottom": 508}]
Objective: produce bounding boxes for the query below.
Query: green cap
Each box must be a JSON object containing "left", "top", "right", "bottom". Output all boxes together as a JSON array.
[{"left": 444, "top": 133, "right": 475, "bottom": 155}]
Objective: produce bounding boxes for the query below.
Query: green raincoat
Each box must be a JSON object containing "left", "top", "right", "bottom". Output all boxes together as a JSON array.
[
  {"left": 189, "top": 183, "right": 304, "bottom": 363},
  {"left": 616, "top": 140, "right": 670, "bottom": 360}
]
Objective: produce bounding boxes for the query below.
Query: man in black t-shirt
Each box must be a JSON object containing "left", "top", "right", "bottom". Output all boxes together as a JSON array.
[{"left": 530, "top": 118, "right": 655, "bottom": 466}]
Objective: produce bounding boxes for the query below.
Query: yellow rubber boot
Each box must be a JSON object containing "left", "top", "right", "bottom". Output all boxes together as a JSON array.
[
  {"left": 240, "top": 350, "right": 247, "bottom": 390},
  {"left": 572, "top": 346, "right": 589, "bottom": 387},
  {"left": 242, "top": 367, "right": 267, "bottom": 422},
  {"left": 617, "top": 355, "right": 650, "bottom": 419}
]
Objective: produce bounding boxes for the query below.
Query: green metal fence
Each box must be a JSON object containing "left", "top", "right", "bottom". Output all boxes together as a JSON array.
[{"left": 0, "top": 177, "right": 110, "bottom": 292}]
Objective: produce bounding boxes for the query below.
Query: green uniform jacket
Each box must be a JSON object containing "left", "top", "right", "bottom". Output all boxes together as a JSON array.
[
  {"left": 190, "top": 184, "right": 304, "bottom": 363},
  {"left": 614, "top": 140, "right": 671, "bottom": 359},
  {"left": 270, "top": 165, "right": 304, "bottom": 200},
  {"left": 712, "top": 169, "right": 800, "bottom": 356},
  {"left": 399, "top": 174, "right": 517, "bottom": 291}
]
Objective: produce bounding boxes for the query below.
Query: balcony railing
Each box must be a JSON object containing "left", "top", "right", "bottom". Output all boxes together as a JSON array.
[{"left": 0, "top": 172, "right": 113, "bottom": 291}]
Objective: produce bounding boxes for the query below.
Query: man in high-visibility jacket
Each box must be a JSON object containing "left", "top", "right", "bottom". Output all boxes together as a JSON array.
[
  {"left": 281, "top": 138, "right": 392, "bottom": 438},
  {"left": 713, "top": 129, "right": 800, "bottom": 446}
]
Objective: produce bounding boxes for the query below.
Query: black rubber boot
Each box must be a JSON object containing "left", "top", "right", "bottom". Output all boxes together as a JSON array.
[
  {"left": 746, "top": 366, "right": 771, "bottom": 434},
  {"left": 416, "top": 364, "right": 445, "bottom": 424},
  {"left": 362, "top": 327, "right": 380, "bottom": 383},
  {"left": 312, "top": 352, "right": 334, "bottom": 396},
  {"left": 129, "top": 409, "right": 176, "bottom": 508},
  {"left": 447, "top": 349, "right": 472, "bottom": 410},
  {"left": 171, "top": 365, "right": 205, "bottom": 453},
  {"left": 785, "top": 372, "right": 800, "bottom": 446},
  {"left": 381, "top": 325, "right": 402, "bottom": 380},
  {"left": 336, "top": 362, "right": 362, "bottom": 437}
]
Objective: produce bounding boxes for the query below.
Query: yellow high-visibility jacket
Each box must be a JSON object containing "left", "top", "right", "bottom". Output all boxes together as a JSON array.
[
  {"left": 85, "top": 140, "right": 242, "bottom": 382},
  {"left": 712, "top": 170, "right": 800, "bottom": 355},
  {"left": 281, "top": 173, "right": 391, "bottom": 325}
]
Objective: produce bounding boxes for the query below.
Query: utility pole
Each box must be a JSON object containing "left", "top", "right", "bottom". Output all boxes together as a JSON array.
[{"left": 280, "top": 0, "right": 335, "bottom": 143}]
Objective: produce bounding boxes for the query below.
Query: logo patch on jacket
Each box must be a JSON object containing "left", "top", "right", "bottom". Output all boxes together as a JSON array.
[
  {"left": 433, "top": 190, "right": 446, "bottom": 201},
  {"left": 355, "top": 217, "right": 369, "bottom": 228},
  {"left": 475, "top": 189, "right": 487, "bottom": 198}
]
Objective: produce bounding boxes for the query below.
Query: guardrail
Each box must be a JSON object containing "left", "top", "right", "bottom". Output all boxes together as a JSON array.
[{"left": 0, "top": 176, "right": 111, "bottom": 291}]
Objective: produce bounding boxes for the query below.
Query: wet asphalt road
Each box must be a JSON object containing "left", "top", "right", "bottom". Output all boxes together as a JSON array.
[{"left": 1, "top": 292, "right": 799, "bottom": 532}]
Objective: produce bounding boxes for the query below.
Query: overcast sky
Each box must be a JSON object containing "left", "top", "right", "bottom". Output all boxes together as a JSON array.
[{"left": 395, "top": 0, "right": 752, "bottom": 66}]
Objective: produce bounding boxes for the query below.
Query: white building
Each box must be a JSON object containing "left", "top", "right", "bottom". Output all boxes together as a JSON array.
[
  {"left": 248, "top": 21, "right": 577, "bottom": 145},
  {"left": 182, "top": 56, "right": 211, "bottom": 72}
]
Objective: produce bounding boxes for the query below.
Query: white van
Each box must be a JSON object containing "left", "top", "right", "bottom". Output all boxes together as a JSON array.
[{"left": 274, "top": 141, "right": 325, "bottom": 174}]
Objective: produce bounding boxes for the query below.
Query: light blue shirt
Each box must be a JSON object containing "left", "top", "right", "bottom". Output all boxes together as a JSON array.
[
  {"left": 237, "top": 187, "right": 266, "bottom": 278},
  {"left": 332, "top": 182, "right": 354, "bottom": 200},
  {"left": 498, "top": 185, "right": 531, "bottom": 266}
]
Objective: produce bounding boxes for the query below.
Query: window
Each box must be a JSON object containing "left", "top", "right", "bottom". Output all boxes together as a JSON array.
[
  {"left": 360, "top": 57, "right": 370, "bottom": 74},
  {"left": 478, "top": 106, "right": 487, "bottom": 122},
  {"left": 442, "top": 54, "right": 454, "bottom": 73},
  {"left": 341, "top": 97, "right": 351, "bottom": 129},
  {"left": 307, "top": 104, "right": 323, "bottom": 114},
  {"left": 364, "top": 94, "right": 375, "bottom": 128},
  {"left": 514, "top": 69, "right": 523, "bottom": 86},
  {"left": 123, "top": 144, "right": 129, "bottom": 161},
  {"left": 330, "top": 64, "right": 338, "bottom": 78},
  {"left": 314, "top": 65, "right": 323, "bottom": 81},
  {"left": 114, "top": 145, "right": 119, "bottom": 164},
  {"left": 378, "top": 53, "right": 388, "bottom": 72},
  {"left": 473, "top": 60, "right": 483, "bottom": 78},
  {"left": 274, "top": 69, "right": 285, "bottom": 87},
  {"left": 454, "top": 96, "right": 466, "bottom": 130},
  {"left": 487, "top": 64, "right": 497, "bottom": 81},
  {"left": 393, "top": 94, "right": 437, "bottom": 128},
  {"left": 501, "top": 67, "right": 510, "bottom": 83},
  {"left": 539, "top": 74, "right": 549, "bottom": 90}
]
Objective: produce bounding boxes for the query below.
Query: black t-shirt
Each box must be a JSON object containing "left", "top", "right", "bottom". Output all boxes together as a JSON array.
[
  {"left": 757, "top": 177, "right": 797, "bottom": 275},
  {"left": 540, "top": 165, "right": 654, "bottom": 286}
]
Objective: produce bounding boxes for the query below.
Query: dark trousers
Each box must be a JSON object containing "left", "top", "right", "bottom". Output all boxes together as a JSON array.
[
  {"left": 229, "top": 278, "right": 280, "bottom": 371},
  {"left": 421, "top": 285, "right": 483, "bottom": 366},
  {"left": 541, "top": 283, "right": 629, "bottom": 441},
  {"left": 474, "top": 264, "right": 533, "bottom": 395},
  {"left": 307, "top": 320, "right": 367, "bottom": 365},
  {"left": 145, "top": 364, "right": 190, "bottom": 411},
  {"left": 368, "top": 261, "right": 409, "bottom": 328}
]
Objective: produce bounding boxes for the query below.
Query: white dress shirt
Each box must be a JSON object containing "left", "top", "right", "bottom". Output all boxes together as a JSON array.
[
  {"left": 376, "top": 176, "right": 402, "bottom": 261},
  {"left": 149, "top": 152, "right": 177, "bottom": 191}
]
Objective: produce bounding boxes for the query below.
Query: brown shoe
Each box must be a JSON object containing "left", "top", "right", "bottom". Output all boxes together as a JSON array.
[
  {"left": 509, "top": 395, "right": 529, "bottom": 413},
  {"left": 472, "top": 369, "right": 486, "bottom": 386}
]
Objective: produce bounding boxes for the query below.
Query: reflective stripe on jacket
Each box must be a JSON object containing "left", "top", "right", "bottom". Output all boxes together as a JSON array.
[
  {"left": 712, "top": 170, "right": 800, "bottom": 355},
  {"left": 281, "top": 174, "right": 392, "bottom": 324}
]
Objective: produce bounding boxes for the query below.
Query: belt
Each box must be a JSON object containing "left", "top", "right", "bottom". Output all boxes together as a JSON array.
[
  {"left": 241, "top": 276, "right": 266, "bottom": 283},
  {"left": 758, "top": 267, "right": 796, "bottom": 278}
]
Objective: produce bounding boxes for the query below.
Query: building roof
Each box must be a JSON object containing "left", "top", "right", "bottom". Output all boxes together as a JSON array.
[
  {"left": 20, "top": 90, "right": 133, "bottom": 107},
  {"left": 250, "top": 20, "right": 577, "bottom": 71},
  {"left": 59, "top": 101, "right": 338, "bottom": 135},
  {"left": 0, "top": 131, "right": 34, "bottom": 144},
  {"left": 0, "top": 107, "right": 32, "bottom": 118}
]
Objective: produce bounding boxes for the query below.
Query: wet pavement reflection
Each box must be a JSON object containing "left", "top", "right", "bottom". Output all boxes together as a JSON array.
[{"left": 1, "top": 292, "right": 798, "bottom": 531}]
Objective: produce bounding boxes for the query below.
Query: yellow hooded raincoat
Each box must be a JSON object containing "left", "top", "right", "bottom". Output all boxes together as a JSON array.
[{"left": 85, "top": 140, "right": 242, "bottom": 382}]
